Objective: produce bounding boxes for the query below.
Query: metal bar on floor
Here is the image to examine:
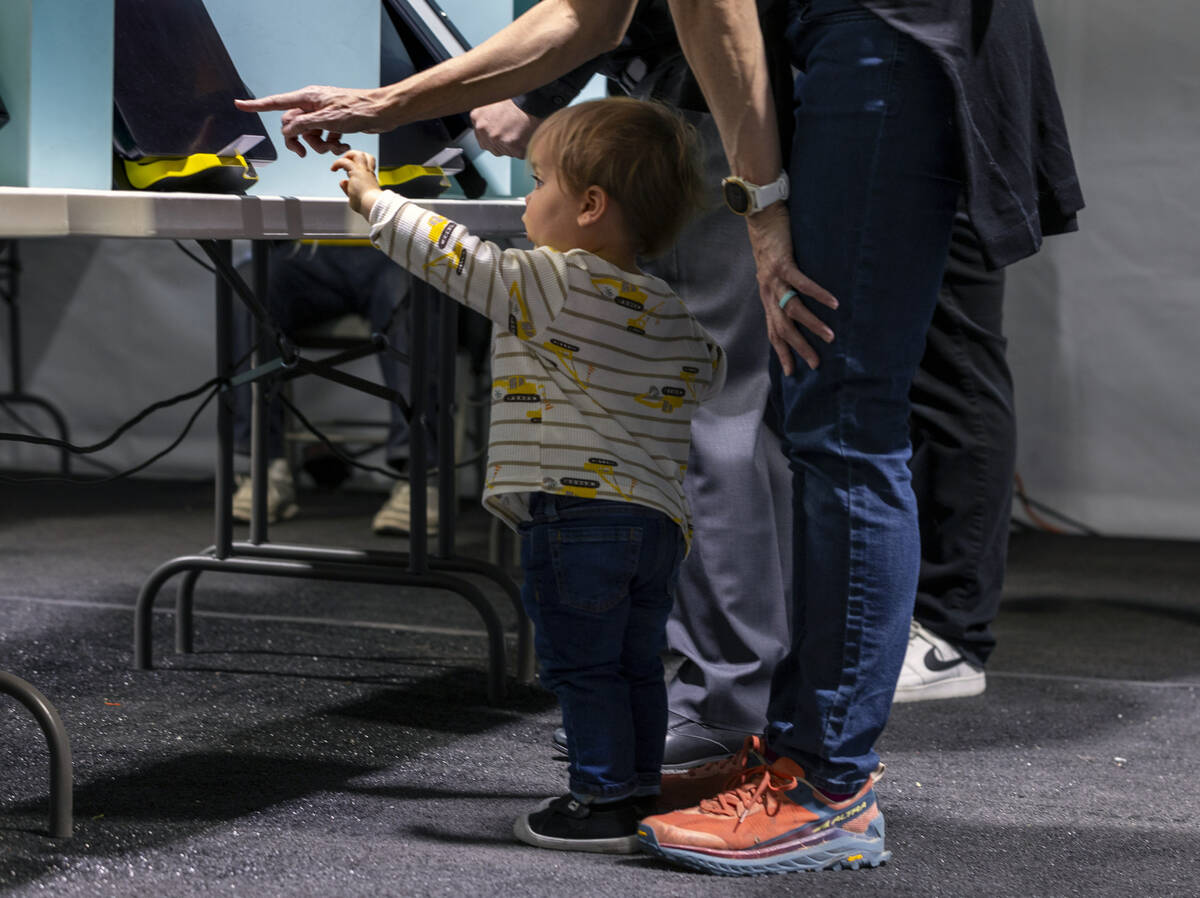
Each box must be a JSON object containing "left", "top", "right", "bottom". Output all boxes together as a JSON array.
[{"left": 0, "top": 671, "right": 72, "bottom": 839}]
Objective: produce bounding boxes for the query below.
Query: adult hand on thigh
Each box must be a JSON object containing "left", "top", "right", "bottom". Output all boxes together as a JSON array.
[{"left": 747, "top": 205, "right": 838, "bottom": 374}]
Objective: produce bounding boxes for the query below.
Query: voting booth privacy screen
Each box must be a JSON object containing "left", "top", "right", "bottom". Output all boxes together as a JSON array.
[
  {"left": 109, "top": 0, "right": 486, "bottom": 198},
  {"left": 379, "top": 0, "right": 487, "bottom": 198},
  {"left": 112, "top": 0, "right": 276, "bottom": 193}
]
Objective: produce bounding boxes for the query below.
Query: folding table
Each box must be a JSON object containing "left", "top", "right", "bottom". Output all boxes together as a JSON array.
[{"left": 0, "top": 185, "right": 532, "bottom": 838}]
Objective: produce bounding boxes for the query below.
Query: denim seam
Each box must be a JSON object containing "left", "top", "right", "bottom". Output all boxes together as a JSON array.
[{"left": 821, "top": 24, "right": 906, "bottom": 763}]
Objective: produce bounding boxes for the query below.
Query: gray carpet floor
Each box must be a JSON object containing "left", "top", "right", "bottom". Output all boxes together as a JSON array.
[{"left": 1, "top": 477, "right": 1197, "bottom": 896}]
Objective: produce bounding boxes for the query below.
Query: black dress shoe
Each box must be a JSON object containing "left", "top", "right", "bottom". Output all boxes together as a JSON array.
[
  {"left": 660, "top": 719, "right": 750, "bottom": 771},
  {"left": 551, "top": 720, "right": 750, "bottom": 772}
]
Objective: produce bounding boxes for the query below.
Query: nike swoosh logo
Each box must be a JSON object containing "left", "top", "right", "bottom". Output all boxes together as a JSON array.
[{"left": 923, "top": 647, "right": 968, "bottom": 672}]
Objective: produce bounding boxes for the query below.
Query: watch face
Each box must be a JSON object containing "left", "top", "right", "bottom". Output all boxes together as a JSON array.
[{"left": 723, "top": 179, "right": 751, "bottom": 215}]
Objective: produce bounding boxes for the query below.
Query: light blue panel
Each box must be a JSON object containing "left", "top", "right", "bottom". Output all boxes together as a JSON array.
[
  {"left": 28, "top": 0, "right": 114, "bottom": 188},
  {"left": 0, "top": 1, "right": 32, "bottom": 186},
  {"left": 0, "top": 0, "right": 114, "bottom": 188},
  {"left": 206, "top": 0, "right": 379, "bottom": 198},
  {"left": 437, "top": 0, "right": 514, "bottom": 197}
]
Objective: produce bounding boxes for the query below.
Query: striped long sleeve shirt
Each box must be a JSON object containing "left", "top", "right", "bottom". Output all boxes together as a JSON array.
[{"left": 368, "top": 192, "right": 727, "bottom": 549}]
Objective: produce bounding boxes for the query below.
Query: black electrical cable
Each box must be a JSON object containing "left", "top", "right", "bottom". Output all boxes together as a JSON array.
[
  {"left": 277, "top": 391, "right": 486, "bottom": 481},
  {"left": 0, "top": 398, "right": 121, "bottom": 475},
  {"left": 0, "top": 381, "right": 221, "bottom": 484},
  {"left": 173, "top": 239, "right": 217, "bottom": 275},
  {"left": 1020, "top": 494, "right": 1100, "bottom": 536},
  {"left": 1012, "top": 472, "right": 1100, "bottom": 536},
  {"left": 0, "top": 376, "right": 223, "bottom": 456},
  {"left": 277, "top": 391, "right": 403, "bottom": 481}
]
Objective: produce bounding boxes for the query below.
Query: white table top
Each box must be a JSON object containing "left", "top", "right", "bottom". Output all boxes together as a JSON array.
[{"left": 0, "top": 187, "right": 527, "bottom": 240}]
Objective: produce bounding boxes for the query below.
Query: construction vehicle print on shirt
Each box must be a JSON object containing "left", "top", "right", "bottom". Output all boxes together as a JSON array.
[
  {"left": 423, "top": 215, "right": 468, "bottom": 276},
  {"left": 625, "top": 302, "right": 666, "bottom": 336},
  {"left": 680, "top": 365, "right": 701, "bottom": 401},
  {"left": 508, "top": 280, "right": 536, "bottom": 340},
  {"left": 486, "top": 464, "right": 504, "bottom": 490},
  {"left": 555, "top": 476, "right": 601, "bottom": 499},
  {"left": 636, "top": 384, "right": 687, "bottom": 413},
  {"left": 492, "top": 375, "right": 547, "bottom": 422},
  {"left": 583, "top": 457, "right": 637, "bottom": 500},
  {"left": 591, "top": 276, "right": 662, "bottom": 335},
  {"left": 543, "top": 337, "right": 593, "bottom": 390}
]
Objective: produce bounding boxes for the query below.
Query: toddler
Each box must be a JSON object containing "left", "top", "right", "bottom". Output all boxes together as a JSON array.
[{"left": 333, "top": 96, "right": 725, "bottom": 853}]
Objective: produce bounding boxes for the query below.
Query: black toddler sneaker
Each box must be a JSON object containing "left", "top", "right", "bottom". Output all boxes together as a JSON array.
[{"left": 513, "top": 794, "right": 645, "bottom": 854}]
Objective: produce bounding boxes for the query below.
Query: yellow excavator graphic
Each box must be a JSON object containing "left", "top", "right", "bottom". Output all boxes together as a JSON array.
[
  {"left": 508, "top": 280, "right": 536, "bottom": 340},
  {"left": 423, "top": 216, "right": 468, "bottom": 275},
  {"left": 636, "top": 385, "right": 687, "bottom": 413},
  {"left": 492, "top": 375, "right": 547, "bottom": 422},
  {"left": 680, "top": 365, "right": 700, "bottom": 401},
  {"left": 542, "top": 337, "right": 592, "bottom": 390},
  {"left": 556, "top": 476, "right": 601, "bottom": 499},
  {"left": 583, "top": 457, "right": 636, "bottom": 500},
  {"left": 591, "top": 276, "right": 661, "bottom": 335}
]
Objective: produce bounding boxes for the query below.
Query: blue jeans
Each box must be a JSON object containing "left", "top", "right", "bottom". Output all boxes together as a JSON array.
[
  {"left": 765, "top": 2, "right": 963, "bottom": 793},
  {"left": 519, "top": 493, "right": 684, "bottom": 802}
]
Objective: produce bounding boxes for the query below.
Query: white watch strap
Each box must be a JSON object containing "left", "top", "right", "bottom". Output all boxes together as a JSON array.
[{"left": 751, "top": 172, "right": 789, "bottom": 213}]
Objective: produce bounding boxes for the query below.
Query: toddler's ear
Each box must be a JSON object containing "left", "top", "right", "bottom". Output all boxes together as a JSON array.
[{"left": 577, "top": 185, "right": 609, "bottom": 227}]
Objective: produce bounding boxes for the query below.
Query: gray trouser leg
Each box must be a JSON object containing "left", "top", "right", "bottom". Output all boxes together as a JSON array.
[{"left": 644, "top": 114, "right": 792, "bottom": 734}]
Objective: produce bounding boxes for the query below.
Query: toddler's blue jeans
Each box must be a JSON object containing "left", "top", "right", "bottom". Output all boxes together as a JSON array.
[{"left": 519, "top": 493, "right": 684, "bottom": 802}]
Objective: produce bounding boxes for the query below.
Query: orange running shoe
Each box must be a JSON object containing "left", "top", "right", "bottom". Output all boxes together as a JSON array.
[
  {"left": 655, "top": 734, "right": 769, "bottom": 812},
  {"left": 639, "top": 757, "right": 889, "bottom": 875}
]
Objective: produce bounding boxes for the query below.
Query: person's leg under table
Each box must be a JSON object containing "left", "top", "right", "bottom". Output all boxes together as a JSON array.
[{"left": 337, "top": 248, "right": 442, "bottom": 536}]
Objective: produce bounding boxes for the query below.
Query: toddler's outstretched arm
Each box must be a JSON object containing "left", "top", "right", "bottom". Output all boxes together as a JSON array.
[{"left": 341, "top": 176, "right": 569, "bottom": 340}]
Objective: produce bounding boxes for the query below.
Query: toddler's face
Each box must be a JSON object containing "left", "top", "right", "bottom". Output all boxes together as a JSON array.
[{"left": 522, "top": 148, "right": 581, "bottom": 252}]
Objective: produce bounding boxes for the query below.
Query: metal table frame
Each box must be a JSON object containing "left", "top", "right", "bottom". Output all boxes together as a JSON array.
[
  {"left": 0, "top": 672, "right": 71, "bottom": 839},
  {"left": 0, "top": 240, "right": 72, "bottom": 474},
  {"left": 133, "top": 239, "right": 536, "bottom": 703}
]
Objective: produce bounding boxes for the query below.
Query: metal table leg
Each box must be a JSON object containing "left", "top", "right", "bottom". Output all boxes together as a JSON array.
[
  {"left": 0, "top": 241, "right": 71, "bottom": 475},
  {"left": 0, "top": 671, "right": 72, "bottom": 839}
]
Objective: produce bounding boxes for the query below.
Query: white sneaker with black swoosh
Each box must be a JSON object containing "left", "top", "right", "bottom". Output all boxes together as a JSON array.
[{"left": 893, "top": 620, "right": 986, "bottom": 703}]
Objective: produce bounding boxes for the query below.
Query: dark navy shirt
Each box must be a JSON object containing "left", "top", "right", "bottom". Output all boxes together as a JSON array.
[
  {"left": 515, "top": 0, "right": 793, "bottom": 147},
  {"left": 518, "top": 0, "right": 1082, "bottom": 269},
  {"left": 860, "top": 0, "right": 1084, "bottom": 266}
]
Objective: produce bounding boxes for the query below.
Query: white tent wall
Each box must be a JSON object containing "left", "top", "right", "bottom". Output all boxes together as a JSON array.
[
  {"left": 3, "top": 1, "right": 1199, "bottom": 539},
  {"left": 4, "top": 236, "right": 408, "bottom": 484},
  {"left": 2, "top": 237, "right": 221, "bottom": 479},
  {"left": 1005, "top": 1, "right": 1200, "bottom": 539}
]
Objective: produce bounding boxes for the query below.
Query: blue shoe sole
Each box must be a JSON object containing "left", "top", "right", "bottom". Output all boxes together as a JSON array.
[{"left": 638, "top": 817, "right": 891, "bottom": 876}]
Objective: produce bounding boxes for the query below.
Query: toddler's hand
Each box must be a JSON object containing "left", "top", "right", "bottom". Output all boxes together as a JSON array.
[{"left": 332, "top": 150, "right": 383, "bottom": 218}]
